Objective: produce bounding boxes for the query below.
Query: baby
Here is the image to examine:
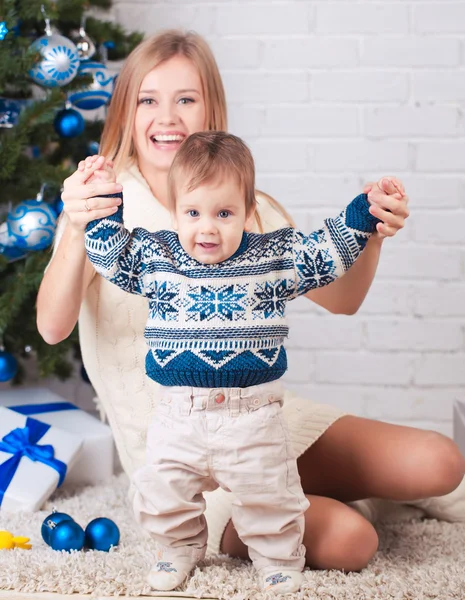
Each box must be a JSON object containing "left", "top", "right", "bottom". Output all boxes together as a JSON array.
[{"left": 83, "top": 131, "right": 399, "bottom": 593}]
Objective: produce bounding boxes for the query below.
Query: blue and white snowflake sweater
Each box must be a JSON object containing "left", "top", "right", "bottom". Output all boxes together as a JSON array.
[{"left": 85, "top": 193, "right": 380, "bottom": 388}]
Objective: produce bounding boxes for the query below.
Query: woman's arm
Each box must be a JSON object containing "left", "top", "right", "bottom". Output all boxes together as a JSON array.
[
  {"left": 305, "top": 177, "right": 409, "bottom": 315},
  {"left": 36, "top": 220, "right": 96, "bottom": 344},
  {"left": 36, "top": 157, "right": 123, "bottom": 344}
]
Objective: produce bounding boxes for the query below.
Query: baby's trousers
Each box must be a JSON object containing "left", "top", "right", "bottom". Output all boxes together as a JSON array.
[{"left": 132, "top": 380, "right": 309, "bottom": 573}]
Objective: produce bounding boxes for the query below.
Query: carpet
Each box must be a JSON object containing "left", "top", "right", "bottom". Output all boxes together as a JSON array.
[{"left": 1, "top": 473, "right": 465, "bottom": 599}]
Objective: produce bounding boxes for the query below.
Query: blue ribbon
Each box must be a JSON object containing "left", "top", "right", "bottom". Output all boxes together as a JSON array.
[
  {"left": 0, "top": 416, "right": 67, "bottom": 507},
  {"left": 8, "top": 402, "right": 78, "bottom": 416}
]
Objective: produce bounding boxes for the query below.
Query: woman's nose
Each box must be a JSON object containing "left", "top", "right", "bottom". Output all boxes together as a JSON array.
[{"left": 157, "top": 102, "right": 177, "bottom": 125}]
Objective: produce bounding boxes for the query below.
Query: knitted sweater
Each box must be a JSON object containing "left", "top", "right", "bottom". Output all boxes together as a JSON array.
[{"left": 84, "top": 192, "right": 379, "bottom": 388}]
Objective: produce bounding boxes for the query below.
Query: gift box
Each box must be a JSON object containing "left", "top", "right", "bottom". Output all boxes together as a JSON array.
[
  {"left": 0, "top": 406, "right": 82, "bottom": 512},
  {"left": 453, "top": 399, "right": 465, "bottom": 459},
  {"left": 0, "top": 388, "right": 115, "bottom": 488}
]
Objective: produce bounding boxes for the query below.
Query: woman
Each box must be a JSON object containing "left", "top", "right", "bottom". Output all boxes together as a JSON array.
[{"left": 36, "top": 30, "right": 465, "bottom": 572}]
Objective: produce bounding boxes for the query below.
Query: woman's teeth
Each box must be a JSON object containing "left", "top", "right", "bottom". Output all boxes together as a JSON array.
[{"left": 152, "top": 134, "right": 184, "bottom": 143}]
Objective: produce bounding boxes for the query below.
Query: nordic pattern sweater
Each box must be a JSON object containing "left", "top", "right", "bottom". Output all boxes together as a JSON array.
[{"left": 85, "top": 192, "right": 379, "bottom": 388}]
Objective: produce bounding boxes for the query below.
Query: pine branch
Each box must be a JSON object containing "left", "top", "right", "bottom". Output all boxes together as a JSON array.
[{"left": 0, "top": 0, "right": 141, "bottom": 383}]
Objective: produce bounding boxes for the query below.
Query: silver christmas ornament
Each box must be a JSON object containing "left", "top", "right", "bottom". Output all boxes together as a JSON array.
[
  {"left": 73, "top": 16, "right": 96, "bottom": 61},
  {"left": 28, "top": 8, "right": 79, "bottom": 88}
]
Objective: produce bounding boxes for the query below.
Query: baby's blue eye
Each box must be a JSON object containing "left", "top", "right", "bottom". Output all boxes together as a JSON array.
[
  {"left": 218, "top": 210, "right": 230, "bottom": 218},
  {"left": 188, "top": 210, "right": 199, "bottom": 217}
]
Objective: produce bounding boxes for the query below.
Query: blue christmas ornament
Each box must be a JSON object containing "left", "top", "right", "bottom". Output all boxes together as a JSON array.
[
  {"left": 49, "top": 520, "right": 85, "bottom": 552},
  {"left": 68, "top": 61, "right": 114, "bottom": 110},
  {"left": 0, "top": 98, "right": 32, "bottom": 129},
  {"left": 54, "top": 107, "right": 85, "bottom": 138},
  {"left": 0, "top": 221, "right": 28, "bottom": 262},
  {"left": 87, "top": 140, "right": 100, "bottom": 155},
  {"left": 0, "top": 349, "right": 18, "bottom": 382},
  {"left": 29, "top": 33, "right": 79, "bottom": 88},
  {"left": 41, "top": 511, "right": 74, "bottom": 545},
  {"left": 84, "top": 517, "right": 120, "bottom": 552},
  {"left": 7, "top": 197, "right": 57, "bottom": 251},
  {"left": 0, "top": 22, "right": 9, "bottom": 41},
  {"left": 53, "top": 193, "right": 64, "bottom": 216}
]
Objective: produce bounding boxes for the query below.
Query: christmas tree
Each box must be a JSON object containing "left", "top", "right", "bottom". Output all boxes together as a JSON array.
[{"left": 0, "top": 0, "right": 143, "bottom": 383}]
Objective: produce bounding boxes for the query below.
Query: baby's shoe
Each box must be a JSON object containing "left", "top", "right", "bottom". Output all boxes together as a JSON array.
[
  {"left": 260, "top": 568, "right": 303, "bottom": 594},
  {"left": 147, "top": 558, "right": 196, "bottom": 591}
]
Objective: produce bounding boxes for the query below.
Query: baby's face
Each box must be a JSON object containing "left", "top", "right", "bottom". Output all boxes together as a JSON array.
[{"left": 172, "top": 176, "right": 254, "bottom": 264}]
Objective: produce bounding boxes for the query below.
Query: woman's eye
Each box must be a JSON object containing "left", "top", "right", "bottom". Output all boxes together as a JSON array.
[
  {"left": 188, "top": 210, "right": 199, "bottom": 217},
  {"left": 178, "top": 97, "right": 194, "bottom": 105},
  {"left": 218, "top": 210, "right": 230, "bottom": 219},
  {"left": 139, "top": 97, "right": 155, "bottom": 105}
]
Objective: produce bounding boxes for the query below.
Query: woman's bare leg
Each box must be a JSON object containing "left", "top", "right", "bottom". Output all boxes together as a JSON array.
[
  {"left": 297, "top": 416, "right": 465, "bottom": 501},
  {"left": 221, "top": 495, "right": 378, "bottom": 571},
  {"left": 221, "top": 416, "right": 464, "bottom": 566}
]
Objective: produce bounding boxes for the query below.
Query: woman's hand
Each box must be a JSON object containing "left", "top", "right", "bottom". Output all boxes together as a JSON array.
[
  {"left": 61, "top": 155, "right": 122, "bottom": 232},
  {"left": 364, "top": 177, "right": 410, "bottom": 239}
]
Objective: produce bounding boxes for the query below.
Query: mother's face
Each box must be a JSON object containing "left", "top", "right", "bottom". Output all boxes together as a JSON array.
[{"left": 133, "top": 55, "right": 207, "bottom": 174}]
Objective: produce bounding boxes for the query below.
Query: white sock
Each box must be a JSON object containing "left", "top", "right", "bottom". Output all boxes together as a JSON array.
[
  {"left": 407, "top": 475, "right": 465, "bottom": 522},
  {"left": 261, "top": 569, "right": 303, "bottom": 594},
  {"left": 147, "top": 558, "right": 196, "bottom": 591}
]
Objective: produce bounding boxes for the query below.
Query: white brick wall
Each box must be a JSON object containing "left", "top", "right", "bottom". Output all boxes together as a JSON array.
[{"left": 94, "top": 0, "right": 464, "bottom": 437}]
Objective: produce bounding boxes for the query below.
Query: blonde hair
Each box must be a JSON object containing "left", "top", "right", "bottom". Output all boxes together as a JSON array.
[
  {"left": 99, "top": 29, "right": 295, "bottom": 230},
  {"left": 168, "top": 132, "right": 256, "bottom": 215}
]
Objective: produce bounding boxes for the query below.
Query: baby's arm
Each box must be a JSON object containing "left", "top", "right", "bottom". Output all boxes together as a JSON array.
[
  {"left": 291, "top": 193, "right": 382, "bottom": 296},
  {"left": 82, "top": 156, "right": 151, "bottom": 296}
]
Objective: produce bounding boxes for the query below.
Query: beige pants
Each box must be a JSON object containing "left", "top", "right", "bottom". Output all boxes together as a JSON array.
[{"left": 132, "top": 380, "right": 309, "bottom": 573}]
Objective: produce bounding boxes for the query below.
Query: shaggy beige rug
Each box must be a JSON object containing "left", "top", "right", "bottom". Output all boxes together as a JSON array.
[{"left": 1, "top": 473, "right": 464, "bottom": 599}]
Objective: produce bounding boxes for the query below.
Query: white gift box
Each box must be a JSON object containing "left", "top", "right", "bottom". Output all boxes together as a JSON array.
[
  {"left": 0, "top": 406, "right": 82, "bottom": 512},
  {"left": 453, "top": 399, "right": 465, "bottom": 459},
  {"left": 0, "top": 388, "right": 115, "bottom": 488}
]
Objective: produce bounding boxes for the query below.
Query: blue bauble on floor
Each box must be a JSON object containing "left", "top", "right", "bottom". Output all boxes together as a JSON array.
[
  {"left": 41, "top": 511, "right": 74, "bottom": 545},
  {"left": 84, "top": 517, "right": 120, "bottom": 551}
]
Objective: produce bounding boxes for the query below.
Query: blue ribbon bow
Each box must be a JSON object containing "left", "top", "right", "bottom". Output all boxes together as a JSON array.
[
  {"left": 0, "top": 416, "right": 67, "bottom": 507},
  {"left": 9, "top": 402, "right": 78, "bottom": 416}
]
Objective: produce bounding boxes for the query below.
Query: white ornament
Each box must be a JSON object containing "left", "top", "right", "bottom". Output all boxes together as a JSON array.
[
  {"left": 28, "top": 9, "right": 80, "bottom": 88},
  {"left": 68, "top": 61, "right": 114, "bottom": 110},
  {"left": 29, "top": 33, "right": 80, "bottom": 88}
]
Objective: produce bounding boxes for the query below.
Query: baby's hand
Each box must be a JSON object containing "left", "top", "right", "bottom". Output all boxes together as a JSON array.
[
  {"left": 364, "top": 176, "right": 405, "bottom": 200},
  {"left": 363, "top": 176, "right": 409, "bottom": 239},
  {"left": 78, "top": 155, "right": 116, "bottom": 184}
]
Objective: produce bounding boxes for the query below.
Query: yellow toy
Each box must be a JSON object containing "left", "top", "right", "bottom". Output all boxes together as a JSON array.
[{"left": 0, "top": 531, "right": 31, "bottom": 550}]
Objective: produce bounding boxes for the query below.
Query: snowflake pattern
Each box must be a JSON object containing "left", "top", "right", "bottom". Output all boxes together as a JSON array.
[
  {"left": 295, "top": 247, "right": 336, "bottom": 293},
  {"left": 185, "top": 284, "right": 247, "bottom": 322},
  {"left": 252, "top": 280, "right": 293, "bottom": 319},
  {"left": 114, "top": 246, "right": 146, "bottom": 295},
  {"left": 152, "top": 281, "right": 181, "bottom": 321}
]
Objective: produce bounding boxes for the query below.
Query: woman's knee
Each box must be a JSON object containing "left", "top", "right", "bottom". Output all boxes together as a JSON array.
[
  {"left": 411, "top": 431, "right": 465, "bottom": 499},
  {"left": 305, "top": 506, "right": 378, "bottom": 572},
  {"left": 423, "top": 432, "right": 465, "bottom": 496}
]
